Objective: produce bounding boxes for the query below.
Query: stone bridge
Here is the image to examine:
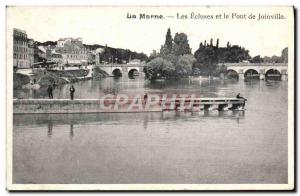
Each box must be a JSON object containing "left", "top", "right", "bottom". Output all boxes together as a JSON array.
[
  {"left": 98, "top": 63, "right": 146, "bottom": 77},
  {"left": 223, "top": 63, "right": 288, "bottom": 80}
]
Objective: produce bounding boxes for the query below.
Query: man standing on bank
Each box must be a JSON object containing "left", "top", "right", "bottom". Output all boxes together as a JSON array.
[
  {"left": 70, "top": 85, "right": 75, "bottom": 100},
  {"left": 47, "top": 85, "right": 53, "bottom": 99}
]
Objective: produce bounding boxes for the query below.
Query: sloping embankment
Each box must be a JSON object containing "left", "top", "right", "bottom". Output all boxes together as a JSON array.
[
  {"left": 92, "top": 66, "right": 109, "bottom": 79},
  {"left": 13, "top": 73, "right": 31, "bottom": 90}
]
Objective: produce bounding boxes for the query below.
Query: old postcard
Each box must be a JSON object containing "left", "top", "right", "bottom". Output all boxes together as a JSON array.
[{"left": 6, "top": 6, "right": 294, "bottom": 190}]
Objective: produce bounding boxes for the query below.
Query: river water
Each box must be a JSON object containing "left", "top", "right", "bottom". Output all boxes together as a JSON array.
[{"left": 13, "top": 76, "right": 288, "bottom": 184}]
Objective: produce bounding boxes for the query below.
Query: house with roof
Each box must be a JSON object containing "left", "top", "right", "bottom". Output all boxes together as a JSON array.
[{"left": 55, "top": 38, "right": 88, "bottom": 66}]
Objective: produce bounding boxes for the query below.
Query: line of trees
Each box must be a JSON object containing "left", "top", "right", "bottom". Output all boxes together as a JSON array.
[
  {"left": 193, "top": 40, "right": 251, "bottom": 76},
  {"left": 146, "top": 28, "right": 288, "bottom": 80},
  {"left": 250, "top": 47, "right": 288, "bottom": 63},
  {"left": 145, "top": 28, "right": 254, "bottom": 79}
]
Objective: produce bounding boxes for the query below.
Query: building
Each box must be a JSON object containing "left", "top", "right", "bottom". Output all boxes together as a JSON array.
[
  {"left": 13, "top": 28, "right": 31, "bottom": 68},
  {"left": 37, "top": 46, "right": 47, "bottom": 61},
  {"left": 27, "top": 39, "right": 38, "bottom": 66},
  {"left": 50, "top": 52, "right": 63, "bottom": 65},
  {"left": 55, "top": 38, "right": 88, "bottom": 65},
  {"left": 94, "top": 48, "right": 104, "bottom": 65},
  {"left": 87, "top": 51, "right": 96, "bottom": 65}
]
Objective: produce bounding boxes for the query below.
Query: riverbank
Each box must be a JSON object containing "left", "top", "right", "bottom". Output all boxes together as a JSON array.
[{"left": 14, "top": 67, "right": 109, "bottom": 91}]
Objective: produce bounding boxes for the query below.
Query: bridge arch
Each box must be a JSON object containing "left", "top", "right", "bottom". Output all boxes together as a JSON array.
[
  {"left": 112, "top": 67, "right": 122, "bottom": 77},
  {"left": 265, "top": 68, "right": 281, "bottom": 75},
  {"left": 128, "top": 67, "right": 139, "bottom": 78},
  {"left": 244, "top": 69, "right": 259, "bottom": 79},
  {"left": 243, "top": 67, "right": 259, "bottom": 74},
  {"left": 226, "top": 69, "right": 239, "bottom": 79},
  {"left": 265, "top": 68, "right": 281, "bottom": 80}
]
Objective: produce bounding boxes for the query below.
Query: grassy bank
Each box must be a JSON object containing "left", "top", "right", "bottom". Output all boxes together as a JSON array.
[{"left": 13, "top": 73, "right": 30, "bottom": 90}]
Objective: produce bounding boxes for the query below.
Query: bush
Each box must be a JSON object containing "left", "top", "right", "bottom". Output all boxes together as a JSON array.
[
  {"left": 145, "top": 55, "right": 196, "bottom": 80},
  {"left": 144, "top": 57, "right": 175, "bottom": 80},
  {"left": 175, "top": 55, "right": 195, "bottom": 77}
]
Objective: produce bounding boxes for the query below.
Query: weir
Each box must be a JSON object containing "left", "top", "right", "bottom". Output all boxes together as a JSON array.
[{"left": 13, "top": 97, "right": 246, "bottom": 114}]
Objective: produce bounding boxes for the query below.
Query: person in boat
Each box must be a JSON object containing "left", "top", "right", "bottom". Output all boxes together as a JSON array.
[
  {"left": 47, "top": 85, "right": 53, "bottom": 99},
  {"left": 70, "top": 85, "right": 75, "bottom": 100},
  {"left": 236, "top": 93, "right": 246, "bottom": 107},
  {"left": 236, "top": 93, "right": 244, "bottom": 99}
]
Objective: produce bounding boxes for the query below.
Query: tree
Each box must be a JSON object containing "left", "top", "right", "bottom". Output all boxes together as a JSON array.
[
  {"left": 194, "top": 40, "right": 251, "bottom": 75},
  {"left": 271, "top": 55, "right": 281, "bottom": 63},
  {"left": 281, "top": 47, "right": 288, "bottom": 63},
  {"left": 261, "top": 47, "right": 288, "bottom": 63},
  {"left": 160, "top": 28, "right": 173, "bottom": 56},
  {"left": 194, "top": 45, "right": 218, "bottom": 75},
  {"left": 263, "top": 56, "right": 272, "bottom": 63},
  {"left": 251, "top": 55, "right": 264, "bottom": 63},
  {"left": 172, "top": 33, "right": 192, "bottom": 56},
  {"left": 227, "top": 41, "right": 230, "bottom": 48},
  {"left": 165, "top": 28, "right": 173, "bottom": 52},
  {"left": 175, "top": 55, "right": 196, "bottom": 77},
  {"left": 199, "top": 42, "right": 203, "bottom": 48},
  {"left": 146, "top": 29, "right": 194, "bottom": 80}
]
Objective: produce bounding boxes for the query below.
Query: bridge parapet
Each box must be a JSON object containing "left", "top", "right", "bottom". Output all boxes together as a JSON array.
[
  {"left": 98, "top": 63, "right": 146, "bottom": 67},
  {"left": 221, "top": 63, "right": 288, "bottom": 67}
]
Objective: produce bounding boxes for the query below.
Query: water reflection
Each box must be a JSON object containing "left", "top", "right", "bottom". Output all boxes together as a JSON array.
[
  {"left": 47, "top": 122, "right": 53, "bottom": 138},
  {"left": 15, "top": 110, "right": 246, "bottom": 138},
  {"left": 69, "top": 123, "right": 74, "bottom": 140}
]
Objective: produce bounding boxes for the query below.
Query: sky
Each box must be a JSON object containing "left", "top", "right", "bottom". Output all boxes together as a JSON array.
[{"left": 6, "top": 6, "right": 294, "bottom": 57}]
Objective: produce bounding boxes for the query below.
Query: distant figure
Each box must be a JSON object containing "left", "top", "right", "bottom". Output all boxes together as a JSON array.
[
  {"left": 47, "top": 85, "right": 53, "bottom": 99},
  {"left": 143, "top": 93, "right": 148, "bottom": 104},
  {"left": 70, "top": 85, "right": 75, "bottom": 100},
  {"left": 236, "top": 93, "right": 246, "bottom": 107},
  {"left": 236, "top": 93, "right": 244, "bottom": 99}
]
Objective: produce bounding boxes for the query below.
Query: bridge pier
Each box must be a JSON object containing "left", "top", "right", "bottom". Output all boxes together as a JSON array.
[
  {"left": 259, "top": 73, "right": 265, "bottom": 80},
  {"left": 239, "top": 73, "right": 244, "bottom": 80},
  {"left": 281, "top": 74, "right": 288, "bottom": 81}
]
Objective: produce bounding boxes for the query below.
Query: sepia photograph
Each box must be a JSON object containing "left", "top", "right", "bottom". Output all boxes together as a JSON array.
[{"left": 6, "top": 6, "right": 294, "bottom": 190}]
